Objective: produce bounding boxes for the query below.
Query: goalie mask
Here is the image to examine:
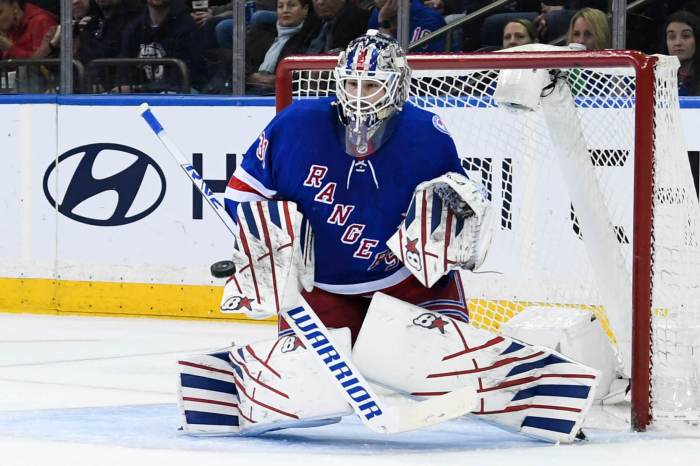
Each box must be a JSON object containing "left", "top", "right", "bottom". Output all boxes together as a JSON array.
[{"left": 334, "top": 30, "right": 411, "bottom": 156}]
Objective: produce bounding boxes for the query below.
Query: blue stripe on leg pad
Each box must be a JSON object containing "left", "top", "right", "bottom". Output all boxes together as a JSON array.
[
  {"left": 500, "top": 342, "right": 525, "bottom": 355},
  {"left": 180, "top": 373, "right": 236, "bottom": 394},
  {"left": 522, "top": 416, "right": 576, "bottom": 435},
  {"left": 185, "top": 410, "right": 239, "bottom": 427},
  {"left": 506, "top": 354, "right": 568, "bottom": 377},
  {"left": 512, "top": 384, "right": 591, "bottom": 401}
]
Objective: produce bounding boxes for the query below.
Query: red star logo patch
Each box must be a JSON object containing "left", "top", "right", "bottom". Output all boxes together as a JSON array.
[
  {"left": 406, "top": 238, "right": 419, "bottom": 253},
  {"left": 293, "top": 337, "right": 306, "bottom": 350},
  {"left": 430, "top": 317, "right": 448, "bottom": 334},
  {"left": 237, "top": 296, "right": 253, "bottom": 311}
]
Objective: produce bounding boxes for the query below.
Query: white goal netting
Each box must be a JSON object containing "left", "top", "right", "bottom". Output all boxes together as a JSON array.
[{"left": 282, "top": 47, "right": 700, "bottom": 428}]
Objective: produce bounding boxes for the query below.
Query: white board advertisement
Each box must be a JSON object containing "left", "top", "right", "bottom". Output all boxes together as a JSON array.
[
  {"left": 2, "top": 101, "right": 274, "bottom": 286},
  {"left": 1, "top": 97, "right": 699, "bottom": 317}
]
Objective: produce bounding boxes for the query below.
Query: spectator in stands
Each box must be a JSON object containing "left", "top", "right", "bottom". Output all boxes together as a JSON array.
[
  {"left": 532, "top": 1, "right": 577, "bottom": 42},
  {"left": 564, "top": 7, "right": 612, "bottom": 96},
  {"left": 0, "top": 0, "right": 57, "bottom": 58},
  {"left": 191, "top": 0, "right": 235, "bottom": 32},
  {"left": 79, "top": 0, "right": 141, "bottom": 64},
  {"left": 118, "top": 0, "right": 206, "bottom": 92},
  {"left": 53, "top": 0, "right": 139, "bottom": 91},
  {"left": 75, "top": 0, "right": 93, "bottom": 19},
  {"left": 245, "top": 0, "right": 319, "bottom": 94},
  {"left": 480, "top": 0, "right": 607, "bottom": 50},
  {"left": 31, "top": 0, "right": 59, "bottom": 16},
  {"left": 422, "top": 0, "right": 468, "bottom": 51},
  {"left": 305, "top": 0, "right": 368, "bottom": 53},
  {"left": 368, "top": 0, "right": 446, "bottom": 52},
  {"left": 32, "top": 0, "right": 98, "bottom": 59},
  {"left": 214, "top": 0, "right": 278, "bottom": 48},
  {"left": 664, "top": 10, "right": 700, "bottom": 95},
  {"left": 423, "top": 0, "right": 463, "bottom": 17},
  {"left": 502, "top": 18, "right": 537, "bottom": 48},
  {"left": 194, "top": 2, "right": 232, "bottom": 50},
  {"left": 566, "top": 7, "right": 610, "bottom": 50}
]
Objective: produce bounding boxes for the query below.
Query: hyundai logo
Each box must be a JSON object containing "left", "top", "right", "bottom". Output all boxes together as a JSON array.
[{"left": 43, "top": 143, "right": 166, "bottom": 226}]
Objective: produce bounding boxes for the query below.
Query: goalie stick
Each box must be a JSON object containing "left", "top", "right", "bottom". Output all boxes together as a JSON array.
[
  {"left": 137, "top": 103, "right": 477, "bottom": 434},
  {"left": 137, "top": 103, "right": 248, "bottom": 265}
]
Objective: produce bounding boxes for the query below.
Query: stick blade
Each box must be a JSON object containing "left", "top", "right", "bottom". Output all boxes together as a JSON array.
[{"left": 394, "top": 386, "right": 477, "bottom": 433}]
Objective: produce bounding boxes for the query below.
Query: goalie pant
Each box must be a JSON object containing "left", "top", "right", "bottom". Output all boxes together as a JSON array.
[
  {"left": 279, "top": 271, "right": 469, "bottom": 343},
  {"left": 176, "top": 295, "right": 598, "bottom": 443}
]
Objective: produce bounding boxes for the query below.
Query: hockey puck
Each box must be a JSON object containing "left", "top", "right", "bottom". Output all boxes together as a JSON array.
[{"left": 210, "top": 260, "right": 236, "bottom": 278}]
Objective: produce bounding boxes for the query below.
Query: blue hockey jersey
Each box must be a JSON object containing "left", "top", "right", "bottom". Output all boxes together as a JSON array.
[
  {"left": 225, "top": 97, "right": 463, "bottom": 294},
  {"left": 368, "top": 0, "right": 446, "bottom": 52}
]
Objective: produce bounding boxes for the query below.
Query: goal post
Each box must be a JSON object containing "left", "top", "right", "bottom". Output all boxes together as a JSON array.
[{"left": 275, "top": 49, "right": 700, "bottom": 432}]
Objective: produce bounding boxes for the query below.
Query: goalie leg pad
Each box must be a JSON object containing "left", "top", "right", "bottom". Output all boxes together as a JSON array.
[
  {"left": 177, "top": 352, "right": 241, "bottom": 435},
  {"left": 500, "top": 306, "right": 618, "bottom": 400},
  {"left": 231, "top": 328, "right": 354, "bottom": 436},
  {"left": 352, "top": 293, "right": 599, "bottom": 443},
  {"left": 178, "top": 329, "right": 355, "bottom": 436}
]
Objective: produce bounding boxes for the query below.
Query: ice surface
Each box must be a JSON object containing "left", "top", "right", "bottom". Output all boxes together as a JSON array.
[{"left": 1, "top": 314, "right": 698, "bottom": 466}]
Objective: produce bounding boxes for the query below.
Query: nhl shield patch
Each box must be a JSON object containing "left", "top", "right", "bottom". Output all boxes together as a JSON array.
[{"left": 432, "top": 115, "right": 450, "bottom": 135}]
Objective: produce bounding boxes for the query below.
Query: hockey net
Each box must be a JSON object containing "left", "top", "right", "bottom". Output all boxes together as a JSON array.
[{"left": 275, "top": 48, "right": 700, "bottom": 431}]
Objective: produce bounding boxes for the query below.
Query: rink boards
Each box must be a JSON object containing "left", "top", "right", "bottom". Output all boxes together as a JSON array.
[{"left": 1, "top": 95, "right": 700, "bottom": 321}]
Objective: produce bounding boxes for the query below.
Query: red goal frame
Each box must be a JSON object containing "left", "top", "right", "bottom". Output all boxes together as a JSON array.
[{"left": 275, "top": 51, "right": 658, "bottom": 431}]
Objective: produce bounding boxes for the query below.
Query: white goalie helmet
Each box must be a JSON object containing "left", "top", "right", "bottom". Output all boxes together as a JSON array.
[{"left": 334, "top": 30, "right": 411, "bottom": 141}]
